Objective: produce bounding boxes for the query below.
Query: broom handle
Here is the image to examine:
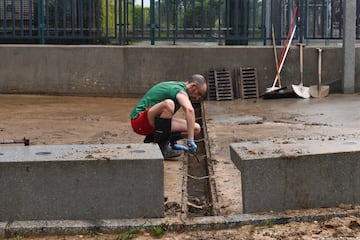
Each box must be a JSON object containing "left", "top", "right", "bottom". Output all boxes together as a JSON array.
[
  {"left": 299, "top": 43, "right": 304, "bottom": 85},
  {"left": 279, "top": 6, "right": 299, "bottom": 65},
  {"left": 272, "top": 24, "right": 282, "bottom": 87},
  {"left": 272, "top": 24, "right": 297, "bottom": 88},
  {"left": 271, "top": 5, "right": 298, "bottom": 88},
  {"left": 317, "top": 48, "right": 322, "bottom": 93}
]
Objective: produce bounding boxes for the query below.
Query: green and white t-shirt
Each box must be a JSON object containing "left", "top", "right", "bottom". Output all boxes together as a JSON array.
[{"left": 130, "top": 81, "right": 187, "bottom": 119}]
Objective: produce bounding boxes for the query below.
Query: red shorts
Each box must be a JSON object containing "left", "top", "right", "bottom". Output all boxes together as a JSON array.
[{"left": 131, "top": 108, "right": 155, "bottom": 136}]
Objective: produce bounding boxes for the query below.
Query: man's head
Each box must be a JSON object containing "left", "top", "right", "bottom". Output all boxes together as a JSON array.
[{"left": 186, "top": 74, "right": 207, "bottom": 101}]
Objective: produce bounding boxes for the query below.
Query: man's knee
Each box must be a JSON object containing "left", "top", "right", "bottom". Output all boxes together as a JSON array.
[
  {"left": 161, "top": 99, "right": 175, "bottom": 116},
  {"left": 194, "top": 122, "right": 201, "bottom": 134}
]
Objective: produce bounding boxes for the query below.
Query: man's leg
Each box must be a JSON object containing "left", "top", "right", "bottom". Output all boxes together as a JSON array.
[
  {"left": 153, "top": 116, "right": 181, "bottom": 158},
  {"left": 147, "top": 100, "right": 181, "bottom": 159},
  {"left": 154, "top": 116, "right": 171, "bottom": 142},
  {"left": 131, "top": 103, "right": 180, "bottom": 158},
  {"left": 170, "top": 118, "right": 201, "bottom": 136},
  {"left": 143, "top": 131, "right": 182, "bottom": 144},
  {"left": 143, "top": 135, "right": 154, "bottom": 143}
]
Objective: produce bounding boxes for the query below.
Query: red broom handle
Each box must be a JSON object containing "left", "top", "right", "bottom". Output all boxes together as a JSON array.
[{"left": 278, "top": 5, "right": 299, "bottom": 66}]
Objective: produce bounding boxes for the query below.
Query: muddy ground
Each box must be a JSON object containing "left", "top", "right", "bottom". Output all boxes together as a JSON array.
[{"left": 1, "top": 94, "right": 360, "bottom": 239}]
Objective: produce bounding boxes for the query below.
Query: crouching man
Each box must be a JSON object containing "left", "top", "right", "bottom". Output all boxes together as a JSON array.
[{"left": 130, "top": 74, "right": 207, "bottom": 159}]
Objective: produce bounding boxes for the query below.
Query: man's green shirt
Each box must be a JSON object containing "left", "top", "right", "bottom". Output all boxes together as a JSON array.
[{"left": 130, "top": 81, "right": 187, "bottom": 119}]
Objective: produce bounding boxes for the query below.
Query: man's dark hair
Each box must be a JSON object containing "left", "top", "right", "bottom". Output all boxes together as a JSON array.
[{"left": 188, "top": 74, "right": 206, "bottom": 87}]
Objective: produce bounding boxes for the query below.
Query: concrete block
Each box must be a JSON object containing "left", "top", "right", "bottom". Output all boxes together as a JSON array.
[
  {"left": 230, "top": 139, "right": 360, "bottom": 213},
  {"left": 0, "top": 144, "right": 164, "bottom": 221}
]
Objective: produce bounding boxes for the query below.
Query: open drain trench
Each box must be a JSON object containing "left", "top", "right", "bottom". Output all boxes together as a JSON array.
[{"left": 182, "top": 101, "right": 219, "bottom": 218}]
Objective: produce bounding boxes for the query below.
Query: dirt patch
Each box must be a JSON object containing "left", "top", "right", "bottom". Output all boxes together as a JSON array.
[{"left": 2, "top": 94, "right": 360, "bottom": 239}]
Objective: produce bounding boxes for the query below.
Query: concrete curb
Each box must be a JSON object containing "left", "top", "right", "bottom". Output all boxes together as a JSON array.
[
  {"left": 179, "top": 210, "right": 360, "bottom": 231},
  {"left": 2, "top": 210, "right": 360, "bottom": 237}
]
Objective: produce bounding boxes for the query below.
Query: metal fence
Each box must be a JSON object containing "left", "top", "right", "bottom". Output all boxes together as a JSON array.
[
  {"left": 0, "top": 0, "right": 358, "bottom": 45},
  {"left": 0, "top": 0, "right": 117, "bottom": 44}
]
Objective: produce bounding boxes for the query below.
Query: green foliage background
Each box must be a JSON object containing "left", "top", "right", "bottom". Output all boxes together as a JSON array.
[{"left": 100, "top": 0, "right": 116, "bottom": 36}]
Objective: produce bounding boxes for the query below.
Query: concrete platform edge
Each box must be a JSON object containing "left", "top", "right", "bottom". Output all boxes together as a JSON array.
[{"left": 2, "top": 210, "right": 360, "bottom": 237}]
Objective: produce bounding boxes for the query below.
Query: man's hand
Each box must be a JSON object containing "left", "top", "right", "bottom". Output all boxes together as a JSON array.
[{"left": 186, "top": 139, "right": 197, "bottom": 153}]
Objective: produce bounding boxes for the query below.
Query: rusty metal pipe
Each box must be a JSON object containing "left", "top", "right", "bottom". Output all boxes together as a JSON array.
[{"left": 0, "top": 137, "right": 30, "bottom": 146}]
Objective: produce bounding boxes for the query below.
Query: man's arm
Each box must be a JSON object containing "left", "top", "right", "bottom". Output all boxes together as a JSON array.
[{"left": 176, "top": 91, "right": 195, "bottom": 140}]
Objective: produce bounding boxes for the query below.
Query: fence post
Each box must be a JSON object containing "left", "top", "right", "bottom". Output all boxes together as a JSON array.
[
  {"left": 343, "top": 1, "right": 356, "bottom": 93},
  {"left": 118, "top": 0, "right": 123, "bottom": 45},
  {"left": 298, "top": 0, "right": 304, "bottom": 43},
  {"left": 271, "top": 0, "right": 281, "bottom": 45},
  {"left": 39, "top": 0, "right": 45, "bottom": 44},
  {"left": 150, "top": 0, "right": 155, "bottom": 45}
]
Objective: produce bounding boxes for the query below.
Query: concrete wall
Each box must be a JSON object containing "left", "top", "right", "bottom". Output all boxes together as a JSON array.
[
  {"left": 0, "top": 45, "right": 357, "bottom": 97},
  {"left": 0, "top": 144, "right": 164, "bottom": 221},
  {"left": 230, "top": 139, "right": 360, "bottom": 213}
]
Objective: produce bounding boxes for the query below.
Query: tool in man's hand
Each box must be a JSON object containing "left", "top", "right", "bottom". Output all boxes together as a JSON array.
[{"left": 172, "top": 140, "right": 200, "bottom": 162}]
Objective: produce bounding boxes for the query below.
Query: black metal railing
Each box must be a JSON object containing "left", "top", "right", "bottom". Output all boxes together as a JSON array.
[
  {"left": 0, "top": 0, "right": 117, "bottom": 44},
  {"left": 0, "top": 0, "right": 357, "bottom": 45}
]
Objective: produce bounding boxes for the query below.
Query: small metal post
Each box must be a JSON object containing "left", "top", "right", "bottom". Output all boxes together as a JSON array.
[
  {"left": 39, "top": 0, "right": 45, "bottom": 44},
  {"left": 150, "top": 0, "right": 155, "bottom": 45},
  {"left": 343, "top": 0, "right": 356, "bottom": 93}
]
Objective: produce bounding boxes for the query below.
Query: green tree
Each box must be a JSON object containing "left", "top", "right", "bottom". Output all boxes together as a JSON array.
[{"left": 101, "top": 0, "right": 116, "bottom": 36}]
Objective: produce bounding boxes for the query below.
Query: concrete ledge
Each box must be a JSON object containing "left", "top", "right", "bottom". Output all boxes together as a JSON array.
[
  {"left": 0, "top": 144, "right": 164, "bottom": 221},
  {"left": 2, "top": 209, "right": 360, "bottom": 237},
  {"left": 0, "top": 45, "right": 348, "bottom": 96},
  {"left": 230, "top": 139, "right": 360, "bottom": 213}
]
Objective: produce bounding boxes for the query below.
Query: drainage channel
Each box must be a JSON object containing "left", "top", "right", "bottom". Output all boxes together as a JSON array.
[{"left": 183, "top": 101, "right": 219, "bottom": 218}]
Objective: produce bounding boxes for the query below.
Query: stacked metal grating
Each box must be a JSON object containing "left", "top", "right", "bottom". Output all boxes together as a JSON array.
[
  {"left": 206, "top": 68, "right": 234, "bottom": 101},
  {"left": 233, "top": 67, "right": 259, "bottom": 99},
  {"left": 206, "top": 68, "right": 217, "bottom": 100}
]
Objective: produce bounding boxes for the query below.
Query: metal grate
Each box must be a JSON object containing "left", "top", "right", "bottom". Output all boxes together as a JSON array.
[
  {"left": 233, "top": 68, "right": 241, "bottom": 99},
  {"left": 239, "top": 67, "right": 259, "bottom": 99},
  {"left": 206, "top": 68, "right": 233, "bottom": 101},
  {"left": 206, "top": 69, "right": 217, "bottom": 100}
]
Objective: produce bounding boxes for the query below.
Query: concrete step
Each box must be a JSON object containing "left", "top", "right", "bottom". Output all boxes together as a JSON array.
[
  {"left": 0, "top": 144, "right": 164, "bottom": 221},
  {"left": 230, "top": 138, "right": 360, "bottom": 213}
]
